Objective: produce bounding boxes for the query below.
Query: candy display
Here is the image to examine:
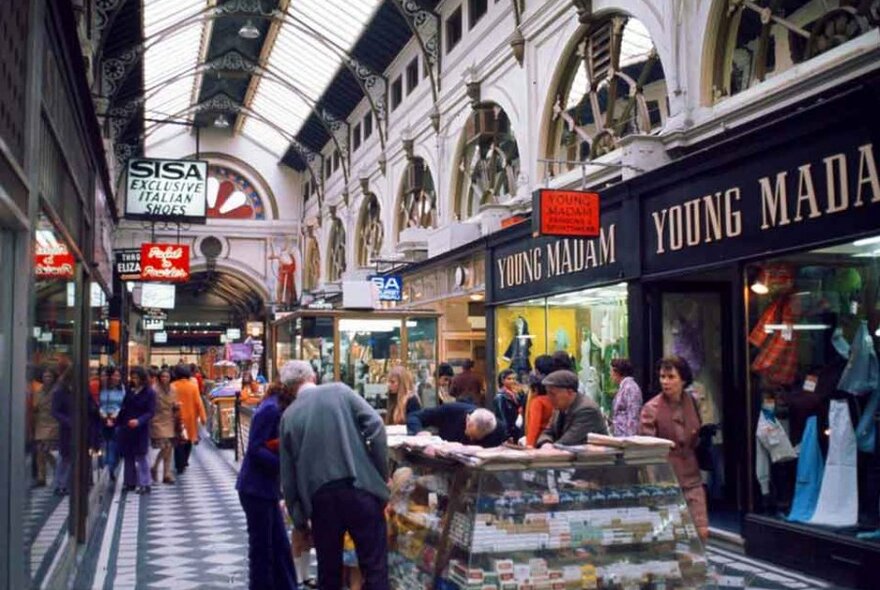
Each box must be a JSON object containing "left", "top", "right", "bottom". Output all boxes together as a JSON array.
[{"left": 387, "top": 444, "right": 708, "bottom": 590}]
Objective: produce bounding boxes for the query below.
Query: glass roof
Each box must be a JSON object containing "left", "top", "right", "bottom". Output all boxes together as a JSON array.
[
  {"left": 143, "top": 0, "right": 207, "bottom": 122},
  {"left": 242, "top": 0, "right": 382, "bottom": 156}
]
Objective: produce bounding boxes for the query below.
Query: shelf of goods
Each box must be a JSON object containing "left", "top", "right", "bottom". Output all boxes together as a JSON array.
[{"left": 386, "top": 436, "right": 707, "bottom": 590}]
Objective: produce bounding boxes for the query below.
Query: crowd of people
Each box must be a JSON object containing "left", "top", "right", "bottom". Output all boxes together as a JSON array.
[{"left": 237, "top": 351, "right": 710, "bottom": 590}]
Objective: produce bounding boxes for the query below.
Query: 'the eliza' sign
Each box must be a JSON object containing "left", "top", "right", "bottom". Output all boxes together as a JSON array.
[
  {"left": 126, "top": 158, "right": 208, "bottom": 223},
  {"left": 140, "top": 243, "right": 190, "bottom": 282}
]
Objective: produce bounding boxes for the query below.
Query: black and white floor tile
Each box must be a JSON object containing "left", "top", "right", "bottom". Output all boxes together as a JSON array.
[{"left": 25, "top": 484, "right": 68, "bottom": 585}]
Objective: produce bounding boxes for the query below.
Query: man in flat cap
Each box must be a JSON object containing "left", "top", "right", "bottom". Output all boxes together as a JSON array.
[{"left": 537, "top": 370, "right": 608, "bottom": 447}]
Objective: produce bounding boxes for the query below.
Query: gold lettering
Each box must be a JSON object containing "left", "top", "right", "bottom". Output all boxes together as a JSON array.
[
  {"left": 600, "top": 224, "right": 616, "bottom": 264},
  {"left": 560, "top": 240, "right": 573, "bottom": 275},
  {"left": 652, "top": 210, "right": 667, "bottom": 255},
  {"left": 824, "top": 153, "right": 849, "bottom": 214},
  {"left": 496, "top": 259, "right": 506, "bottom": 289},
  {"left": 585, "top": 240, "right": 597, "bottom": 268},
  {"left": 684, "top": 198, "right": 701, "bottom": 246},
  {"left": 855, "top": 143, "right": 880, "bottom": 206},
  {"left": 793, "top": 164, "right": 821, "bottom": 222},
  {"left": 669, "top": 205, "right": 684, "bottom": 251},
  {"left": 547, "top": 241, "right": 560, "bottom": 278},
  {"left": 702, "top": 193, "right": 722, "bottom": 244},
  {"left": 573, "top": 240, "right": 585, "bottom": 272},
  {"left": 725, "top": 188, "right": 742, "bottom": 236},
  {"left": 759, "top": 172, "right": 790, "bottom": 229},
  {"left": 522, "top": 250, "right": 534, "bottom": 284},
  {"left": 533, "top": 248, "right": 543, "bottom": 281}
]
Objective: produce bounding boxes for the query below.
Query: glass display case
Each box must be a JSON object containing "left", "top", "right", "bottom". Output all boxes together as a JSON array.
[
  {"left": 388, "top": 452, "right": 707, "bottom": 589},
  {"left": 272, "top": 310, "right": 439, "bottom": 414}
]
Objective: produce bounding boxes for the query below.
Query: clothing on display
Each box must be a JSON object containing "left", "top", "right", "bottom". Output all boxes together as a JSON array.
[
  {"left": 671, "top": 313, "right": 704, "bottom": 376},
  {"left": 502, "top": 316, "right": 532, "bottom": 374},
  {"left": 788, "top": 417, "right": 825, "bottom": 523},
  {"left": 809, "top": 400, "right": 858, "bottom": 527},
  {"left": 837, "top": 320, "right": 879, "bottom": 396},
  {"left": 749, "top": 294, "right": 800, "bottom": 386},
  {"left": 755, "top": 411, "right": 798, "bottom": 496},
  {"left": 553, "top": 327, "right": 570, "bottom": 352}
]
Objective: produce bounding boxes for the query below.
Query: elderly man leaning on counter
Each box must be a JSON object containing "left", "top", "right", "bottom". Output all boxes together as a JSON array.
[
  {"left": 537, "top": 370, "right": 608, "bottom": 448},
  {"left": 407, "top": 402, "right": 507, "bottom": 447}
]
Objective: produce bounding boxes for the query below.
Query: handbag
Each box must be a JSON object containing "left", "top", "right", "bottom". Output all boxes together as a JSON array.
[{"left": 687, "top": 389, "right": 715, "bottom": 471}]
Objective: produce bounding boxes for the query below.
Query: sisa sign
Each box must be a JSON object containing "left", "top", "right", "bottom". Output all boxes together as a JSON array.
[
  {"left": 369, "top": 275, "right": 403, "bottom": 302},
  {"left": 126, "top": 158, "right": 208, "bottom": 223},
  {"left": 140, "top": 243, "right": 190, "bottom": 282},
  {"left": 35, "top": 244, "right": 75, "bottom": 279}
]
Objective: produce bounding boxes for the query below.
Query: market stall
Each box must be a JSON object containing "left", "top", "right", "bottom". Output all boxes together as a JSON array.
[{"left": 386, "top": 432, "right": 708, "bottom": 589}]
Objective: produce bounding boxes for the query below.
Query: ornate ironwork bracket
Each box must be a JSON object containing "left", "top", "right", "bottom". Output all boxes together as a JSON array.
[
  {"left": 571, "top": 0, "right": 593, "bottom": 24},
  {"left": 391, "top": 0, "right": 441, "bottom": 130},
  {"left": 342, "top": 55, "right": 389, "bottom": 154}
]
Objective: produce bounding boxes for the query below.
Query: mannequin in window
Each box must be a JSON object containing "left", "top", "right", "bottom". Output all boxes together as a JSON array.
[{"left": 503, "top": 316, "right": 532, "bottom": 377}]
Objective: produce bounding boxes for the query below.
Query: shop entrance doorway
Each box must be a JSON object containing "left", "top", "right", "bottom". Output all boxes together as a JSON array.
[{"left": 647, "top": 277, "right": 743, "bottom": 535}]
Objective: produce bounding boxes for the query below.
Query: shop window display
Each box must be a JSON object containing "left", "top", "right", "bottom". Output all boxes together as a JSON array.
[
  {"left": 407, "top": 317, "right": 438, "bottom": 408},
  {"left": 340, "top": 318, "right": 403, "bottom": 415},
  {"left": 746, "top": 235, "right": 880, "bottom": 539},
  {"left": 495, "top": 284, "right": 628, "bottom": 414}
]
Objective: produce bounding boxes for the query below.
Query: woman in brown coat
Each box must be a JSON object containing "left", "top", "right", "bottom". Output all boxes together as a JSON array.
[
  {"left": 32, "top": 368, "right": 59, "bottom": 487},
  {"left": 151, "top": 368, "right": 178, "bottom": 484},
  {"left": 640, "top": 355, "right": 709, "bottom": 541}
]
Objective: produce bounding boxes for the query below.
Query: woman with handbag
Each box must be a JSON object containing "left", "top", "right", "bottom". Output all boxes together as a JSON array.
[
  {"left": 640, "top": 355, "right": 709, "bottom": 541},
  {"left": 150, "top": 368, "right": 178, "bottom": 484}
]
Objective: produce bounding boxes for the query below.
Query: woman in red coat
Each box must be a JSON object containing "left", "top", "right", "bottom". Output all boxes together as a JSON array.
[{"left": 640, "top": 355, "right": 708, "bottom": 541}]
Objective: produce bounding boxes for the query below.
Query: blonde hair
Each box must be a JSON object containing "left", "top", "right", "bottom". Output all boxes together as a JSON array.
[{"left": 389, "top": 366, "right": 416, "bottom": 425}]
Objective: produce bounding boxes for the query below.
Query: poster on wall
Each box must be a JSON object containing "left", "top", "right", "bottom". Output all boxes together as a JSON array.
[
  {"left": 126, "top": 158, "right": 208, "bottom": 223},
  {"left": 140, "top": 243, "right": 190, "bottom": 282}
]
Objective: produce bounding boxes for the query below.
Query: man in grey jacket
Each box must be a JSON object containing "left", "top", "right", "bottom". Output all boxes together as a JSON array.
[
  {"left": 280, "top": 371, "right": 389, "bottom": 589},
  {"left": 537, "top": 370, "right": 608, "bottom": 447}
]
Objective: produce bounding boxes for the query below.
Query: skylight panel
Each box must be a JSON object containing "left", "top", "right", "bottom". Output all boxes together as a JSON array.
[
  {"left": 242, "top": 0, "right": 382, "bottom": 154},
  {"left": 143, "top": 0, "right": 207, "bottom": 122}
]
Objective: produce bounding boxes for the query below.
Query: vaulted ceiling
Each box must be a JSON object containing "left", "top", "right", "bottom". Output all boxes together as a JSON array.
[{"left": 95, "top": 0, "right": 438, "bottom": 177}]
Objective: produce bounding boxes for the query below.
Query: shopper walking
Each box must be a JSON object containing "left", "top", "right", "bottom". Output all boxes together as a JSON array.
[
  {"left": 51, "top": 367, "right": 73, "bottom": 495},
  {"left": 280, "top": 370, "right": 390, "bottom": 590},
  {"left": 99, "top": 367, "right": 126, "bottom": 480},
  {"left": 150, "top": 368, "right": 177, "bottom": 484},
  {"left": 640, "top": 356, "right": 709, "bottom": 541},
  {"left": 238, "top": 379, "right": 298, "bottom": 590},
  {"left": 610, "top": 359, "right": 643, "bottom": 437},
  {"left": 32, "top": 368, "right": 59, "bottom": 488},
  {"left": 494, "top": 369, "right": 526, "bottom": 443},
  {"left": 387, "top": 366, "right": 419, "bottom": 425},
  {"left": 117, "top": 366, "right": 156, "bottom": 494},
  {"left": 173, "top": 364, "right": 206, "bottom": 474}
]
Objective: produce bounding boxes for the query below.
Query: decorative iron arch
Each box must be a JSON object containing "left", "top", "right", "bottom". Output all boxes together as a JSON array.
[
  {"left": 544, "top": 13, "right": 668, "bottom": 174},
  {"left": 710, "top": 0, "right": 878, "bottom": 101},
  {"left": 357, "top": 193, "right": 384, "bottom": 268},
  {"left": 396, "top": 157, "right": 437, "bottom": 238},
  {"left": 454, "top": 103, "right": 520, "bottom": 221}
]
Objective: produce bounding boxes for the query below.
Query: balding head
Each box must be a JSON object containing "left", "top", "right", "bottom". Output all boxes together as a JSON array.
[{"left": 465, "top": 408, "right": 497, "bottom": 441}]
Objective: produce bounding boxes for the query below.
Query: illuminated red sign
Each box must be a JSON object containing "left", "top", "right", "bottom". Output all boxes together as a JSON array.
[
  {"left": 140, "top": 243, "right": 190, "bottom": 282},
  {"left": 35, "top": 244, "right": 75, "bottom": 279},
  {"left": 535, "top": 189, "right": 600, "bottom": 237}
]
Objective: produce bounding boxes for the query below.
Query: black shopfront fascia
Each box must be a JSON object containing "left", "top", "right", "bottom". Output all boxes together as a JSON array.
[
  {"left": 626, "top": 74, "right": 880, "bottom": 588},
  {"left": 484, "top": 72, "right": 880, "bottom": 585}
]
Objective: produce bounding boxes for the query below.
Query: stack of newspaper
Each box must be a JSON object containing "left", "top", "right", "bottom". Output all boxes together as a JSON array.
[{"left": 587, "top": 434, "right": 674, "bottom": 464}]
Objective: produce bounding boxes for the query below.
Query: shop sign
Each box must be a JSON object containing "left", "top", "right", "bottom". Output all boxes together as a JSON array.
[
  {"left": 642, "top": 120, "right": 880, "bottom": 274},
  {"left": 125, "top": 158, "right": 208, "bottom": 223},
  {"left": 35, "top": 244, "right": 75, "bottom": 279},
  {"left": 143, "top": 317, "right": 165, "bottom": 331},
  {"left": 140, "top": 243, "right": 190, "bottom": 282},
  {"left": 370, "top": 275, "right": 404, "bottom": 302},
  {"left": 491, "top": 204, "right": 636, "bottom": 303},
  {"left": 533, "top": 190, "right": 600, "bottom": 237},
  {"left": 114, "top": 248, "right": 142, "bottom": 281},
  {"left": 226, "top": 328, "right": 241, "bottom": 340},
  {"left": 153, "top": 331, "right": 168, "bottom": 344}
]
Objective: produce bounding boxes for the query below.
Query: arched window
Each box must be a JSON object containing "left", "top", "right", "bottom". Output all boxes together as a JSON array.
[
  {"left": 357, "top": 193, "right": 384, "bottom": 267},
  {"left": 455, "top": 104, "right": 520, "bottom": 220},
  {"left": 712, "top": 1, "right": 878, "bottom": 100},
  {"left": 327, "top": 216, "right": 347, "bottom": 283},
  {"left": 547, "top": 15, "right": 667, "bottom": 172},
  {"left": 304, "top": 235, "right": 320, "bottom": 292},
  {"left": 206, "top": 165, "right": 268, "bottom": 219},
  {"left": 397, "top": 157, "right": 437, "bottom": 237}
]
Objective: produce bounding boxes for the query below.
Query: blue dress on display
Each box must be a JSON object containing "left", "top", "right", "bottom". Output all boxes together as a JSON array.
[{"left": 788, "top": 416, "right": 825, "bottom": 523}]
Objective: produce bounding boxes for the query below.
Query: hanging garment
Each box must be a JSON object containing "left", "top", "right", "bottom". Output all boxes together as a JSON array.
[
  {"left": 788, "top": 417, "right": 825, "bottom": 523},
  {"left": 554, "top": 328, "right": 570, "bottom": 352},
  {"left": 749, "top": 295, "right": 800, "bottom": 386},
  {"left": 756, "top": 412, "right": 798, "bottom": 495},
  {"left": 856, "top": 388, "right": 880, "bottom": 453},
  {"left": 672, "top": 314, "right": 704, "bottom": 376},
  {"left": 809, "top": 400, "right": 858, "bottom": 527},
  {"left": 837, "top": 320, "right": 879, "bottom": 396}
]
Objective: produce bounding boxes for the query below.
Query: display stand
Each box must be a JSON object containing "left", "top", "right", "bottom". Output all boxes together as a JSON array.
[{"left": 387, "top": 445, "right": 708, "bottom": 589}]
